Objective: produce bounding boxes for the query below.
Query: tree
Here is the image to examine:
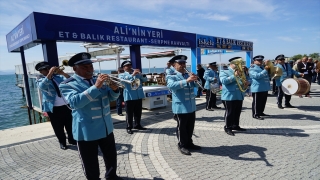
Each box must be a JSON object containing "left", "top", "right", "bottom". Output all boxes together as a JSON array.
[
  {"left": 309, "top": 53, "right": 320, "bottom": 59},
  {"left": 291, "top": 54, "right": 303, "bottom": 61}
]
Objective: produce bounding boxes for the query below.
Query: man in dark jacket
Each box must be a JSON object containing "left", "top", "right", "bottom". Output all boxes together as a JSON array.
[
  {"left": 196, "top": 64, "right": 205, "bottom": 98},
  {"left": 297, "top": 56, "right": 313, "bottom": 97}
]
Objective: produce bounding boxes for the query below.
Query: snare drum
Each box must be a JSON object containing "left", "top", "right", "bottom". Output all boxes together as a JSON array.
[{"left": 281, "top": 78, "right": 310, "bottom": 95}]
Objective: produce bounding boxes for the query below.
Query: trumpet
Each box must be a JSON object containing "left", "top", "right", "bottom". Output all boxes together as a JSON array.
[
  {"left": 131, "top": 68, "right": 146, "bottom": 77},
  {"left": 184, "top": 68, "right": 205, "bottom": 90},
  {"left": 54, "top": 60, "right": 69, "bottom": 74},
  {"left": 104, "top": 75, "right": 141, "bottom": 90}
]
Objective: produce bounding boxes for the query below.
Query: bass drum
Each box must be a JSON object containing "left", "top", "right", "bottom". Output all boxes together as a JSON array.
[
  {"left": 281, "top": 78, "right": 310, "bottom": 95},
  {"left": 210, "top": 82, "right": 220, "bottom": 94}
]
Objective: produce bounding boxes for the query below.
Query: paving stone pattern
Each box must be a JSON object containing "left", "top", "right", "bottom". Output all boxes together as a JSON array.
[{"left": 1, "top": 85, "right": 320, "bottom": 180}]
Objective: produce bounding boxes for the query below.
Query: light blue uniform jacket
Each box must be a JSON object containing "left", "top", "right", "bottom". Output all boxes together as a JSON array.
[
  {"left": 275, "top": 63, "right": 301, "bottom": 86},
  {"left": 36, "top": 74, "right": 67, "bottom": 113},
  {"left": 118, "top": 71, "right": 147, "bottom": 101},
  {"left": 249, "top": 64, "right": 271, "bottom": 92},
  {"left": 203, "top": 68, "right": 219, "bottom": 90},
  {"left": 59, "top": 74, "right": 119, "bottom": 141},
  {"left": 166, "top": 72, "right": 199, "bottom": 114},
  {"left": 219, "top": 67, "right": 244, "bottom": 101},
  {"left": 165, "top": 67, "right": 175, "bottom": 75}
]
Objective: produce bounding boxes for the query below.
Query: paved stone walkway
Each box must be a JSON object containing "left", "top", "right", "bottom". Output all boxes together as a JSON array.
[{"left": 1, "top": 84, "right": 320, "bottom": 180}]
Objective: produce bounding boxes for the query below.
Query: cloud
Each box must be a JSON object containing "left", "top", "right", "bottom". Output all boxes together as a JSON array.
[
  {"left": 228, "top": 22, "right": 260, "bottom": 27},
  {"left": 190, "top": 12, "right": 231, "bottom": 21},
  {"left": 277, "top": 36, "right": 298, "bottom": 42},
  {"left": 117, "top": 0, "right": 277, "bottom": 16}
]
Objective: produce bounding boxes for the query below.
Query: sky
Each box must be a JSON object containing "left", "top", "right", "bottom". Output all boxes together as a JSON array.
[{"left": 0, "top": 0, "right": 319, "bottom": 72}]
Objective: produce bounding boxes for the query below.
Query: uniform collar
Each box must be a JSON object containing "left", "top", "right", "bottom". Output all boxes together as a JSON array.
[{"left": 228, "top": 66, "right": 234, "bottom": 72}]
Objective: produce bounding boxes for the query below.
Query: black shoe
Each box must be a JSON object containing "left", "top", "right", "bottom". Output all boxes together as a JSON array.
[
  {"left": 68, "top": 140, "right": 77, "bottom": 145},
  {"left": 126, "top": 129, "right": 133, "bottom": 134},
  {"left": 285, "top": 104, "right": 295, "bottom": 108},
  {"left": 253, "top": 115, "right": 264, "bottom": 120},
  {"left": 278, "top": 105, "right": 284, "bottom": 109},
  {"left": 178, "top": 147, "right": 191, "bottom": 155},
  {"left": 212, "top": 106, "right": 222, "bottom": 109},
  {"left": 107, "top": 175, "right": 124, "bottom": 180},
  {"left": 60, "top": 143, "right": 67, "bottom": 150},
  {"left": 187, "top": 144, "right": 201, "bottom": 150},
  {"left": 232, "top": 126, "right": 246, "bottom": 131},
  {"left": 195, "top": 96, "right": 200, "bottom": 98},
  {"left": 134, "top": 125, "right": 147, "bottom": 130},
  {"left": 225, "top": 129, "right": 235, "bottom": 136},
  {"left": 118, "top": 114, "right": 124, "bottom": 116},
  {"left": 206, "top": 109, "right": 214, "bottom": 111},
  {"left": 260, "top": 113, "right": 270, "bottom": 116}
]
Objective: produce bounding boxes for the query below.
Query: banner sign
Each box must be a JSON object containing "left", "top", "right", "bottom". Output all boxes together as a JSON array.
[
  {"left": 145, "top": 90, "right": 171, "bottom": 97},
  {"left": 201, "top": 49, "right": 240, "bottom": 55},
  {"left": 34, "top": 12, "right": 196, "bottom": 48},
  {"left": 6, "top": 16, "right": 33, "bottom": 52},
  {"left": 6, "top": 12, "right": 196, "bottom": 52},
  {"left": 197, "top": 34, "right": 253, "bottom": 51}
]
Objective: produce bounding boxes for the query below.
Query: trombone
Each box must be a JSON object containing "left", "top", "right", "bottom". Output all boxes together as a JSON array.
[
  {"left": 184, "top": 68, "right": 205, "bottom": 90},
  {"left": 104, "top": 75, "right": 141, "bottom": 90}
]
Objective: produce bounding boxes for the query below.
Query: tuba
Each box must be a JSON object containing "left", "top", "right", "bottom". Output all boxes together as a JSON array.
[
  {"left": 230, "top": 58, "right": 248, "bottom": 92},
  {"left": 264, "top": 60, "right": 282, "bottom": 80},
  {"left": 54, "top": 60, "right": 69, "bottom": 74}
]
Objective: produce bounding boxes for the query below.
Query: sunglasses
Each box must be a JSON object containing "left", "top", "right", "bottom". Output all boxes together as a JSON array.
[{"left": 178, "top": 62, "right": 186, "bottom": 65}]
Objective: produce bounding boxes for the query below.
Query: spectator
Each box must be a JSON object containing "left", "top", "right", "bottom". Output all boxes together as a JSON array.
[{"left": 196, "top": 64, "right": 205, "bottom": 98}]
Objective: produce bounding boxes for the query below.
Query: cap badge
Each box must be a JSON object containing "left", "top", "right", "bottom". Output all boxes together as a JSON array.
[{"left": 82, "top": 53, "right": 88, "bottom": 60}]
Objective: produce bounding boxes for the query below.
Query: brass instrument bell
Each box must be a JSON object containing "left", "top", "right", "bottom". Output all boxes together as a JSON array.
[
  {"left": 54, "top": 60, "right": 69, "bottom": 74},
  {"left": 230, "top": 58, "right": 248, "bottom": 92},
  {"left": 264, "top": 60, "right": 282, "bottom": 80}
]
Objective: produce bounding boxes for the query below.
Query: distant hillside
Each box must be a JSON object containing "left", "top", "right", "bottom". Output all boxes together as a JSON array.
[{"left": 0, "top": 70, "right": 15, "bottom": 75}]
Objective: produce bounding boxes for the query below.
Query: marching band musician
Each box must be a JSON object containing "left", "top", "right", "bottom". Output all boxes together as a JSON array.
[
  {"left": 119, "top": 61, "right": 148, "bottom": 134},
  {"left": 165, "top": 58, "right": 176, "bottom": 75},
  {"left": 220, "top": 57, "right": 249, "bottom": 136},
  {"left": 203, "top": 62, "right": 221, "bottom": 111},
  {"left": 249, "top": 55, "right": 271, "bottom": 120},
  {"left": 35, "top": 61, "right": 76, "bottom": 150},
  {"left": 166, "top": 55, "right": 201, "bottom": 155},
  {"left": 165, "top": 58, "right": 176, "bottom": 116},
  {"left": 59, "top": 52, "right": 120, "bottom": 180},
  {"left": 274, "top": 54, "right": 303, "bottom": 109},
  {"left": 116, "top": 67, "right": 125, "bottom": 116}
]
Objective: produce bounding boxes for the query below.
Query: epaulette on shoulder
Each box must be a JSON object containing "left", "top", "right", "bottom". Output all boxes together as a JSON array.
[
  {"left": 250, "top": 65, "right": 255, "bottom": 68},
  {"left": 61, "top": 77, "right": 74, "bottom": 84}
]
